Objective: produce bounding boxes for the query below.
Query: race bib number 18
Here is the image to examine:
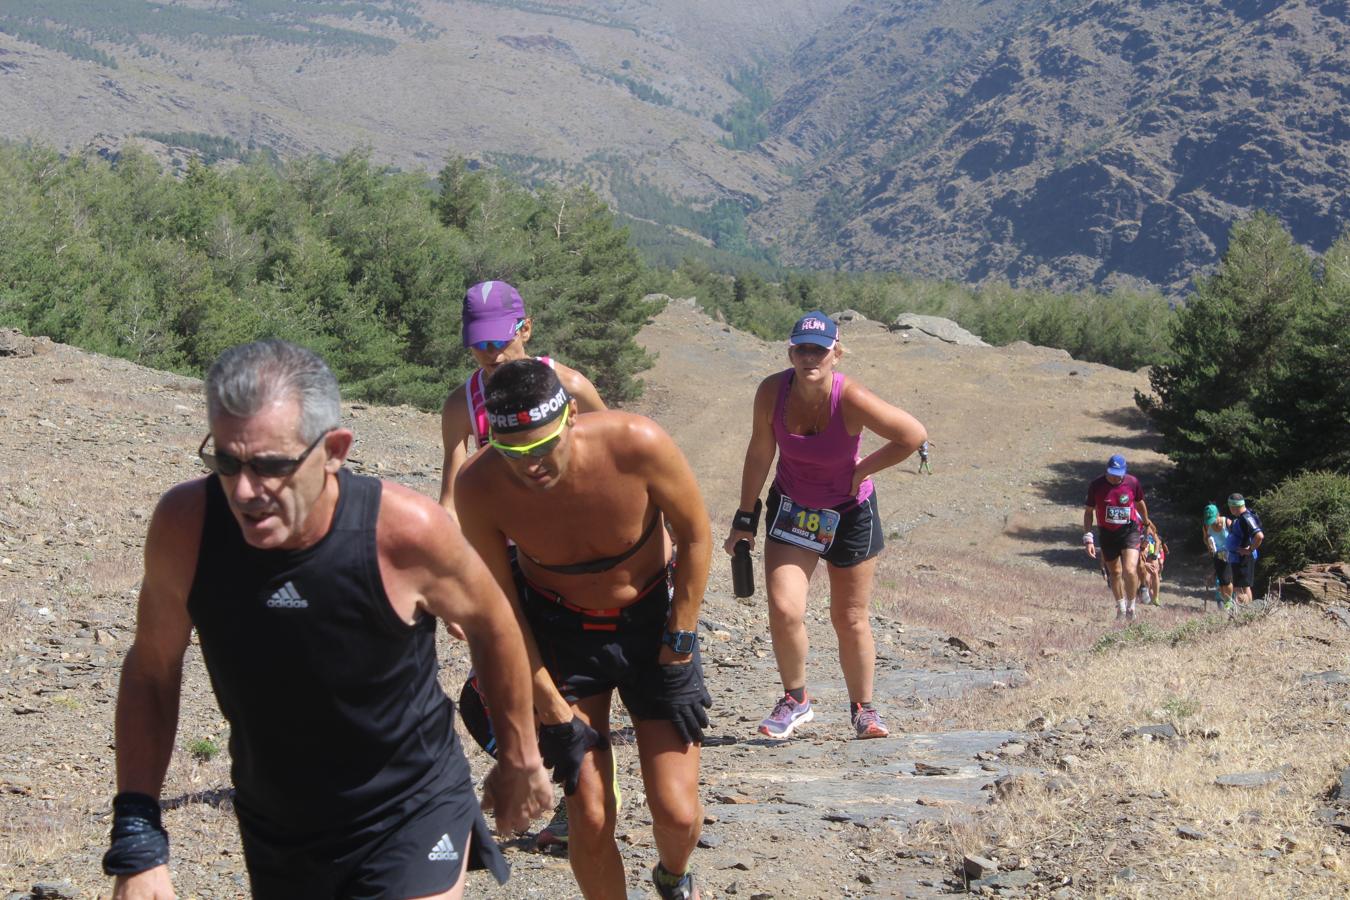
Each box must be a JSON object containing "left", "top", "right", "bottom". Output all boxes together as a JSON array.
[{"left": 769, "top": 496, "right": 841, "bottom": 554}]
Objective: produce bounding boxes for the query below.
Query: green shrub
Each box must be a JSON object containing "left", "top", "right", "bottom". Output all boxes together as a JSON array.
[
  {"left": 1254, "top": 471, "right": 1350, "bottom": 579},
  {"left": 188, "top": 737, "right": 220, "bottom": 762}
]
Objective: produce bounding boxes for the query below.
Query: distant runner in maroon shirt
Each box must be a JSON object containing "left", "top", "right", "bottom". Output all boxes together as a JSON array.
[{"left": 1082, "top": 454, "right": 1153, "bottom": 620}]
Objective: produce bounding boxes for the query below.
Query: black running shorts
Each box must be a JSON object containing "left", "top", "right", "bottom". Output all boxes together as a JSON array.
[
  {"left": 519, "top": 563, "right": 701, "bottom": 725},
  {"left": 765, "top": 485, "right": 884, "bottom": 568},
  {"left": 1098, "top": 521, "right": 1142, "bottom": 562},
  {"left": 1231, "top": 552, "right": 1257, "bottom": 588},
  {"left": 238, "top": 745, "right": 507, "bottom": 899},
  {"left": 1213, "top": 555, "right": 1233, "bottom": 587}
]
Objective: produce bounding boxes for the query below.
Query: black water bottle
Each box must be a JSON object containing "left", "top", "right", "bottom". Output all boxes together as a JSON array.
[{"left": 732, "top": 539, "right": 755, "bottom": 598}]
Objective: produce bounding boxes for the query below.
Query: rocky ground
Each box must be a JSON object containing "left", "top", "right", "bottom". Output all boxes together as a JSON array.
[{"left": 1, "top": 304, "right": 1345, "bottom": 899}]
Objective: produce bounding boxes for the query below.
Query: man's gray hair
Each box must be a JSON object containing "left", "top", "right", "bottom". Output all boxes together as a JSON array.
[{"left": 205, "top": 340, "right": 341, "bottom": 442}]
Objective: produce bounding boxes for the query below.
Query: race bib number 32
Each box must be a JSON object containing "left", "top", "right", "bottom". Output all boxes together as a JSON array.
[
  {"left": 770, "top": 496, "right": 841, "bottom": 554},
  {"left": 1105, "top": 505, "right": 1131, "bottom": 525}
]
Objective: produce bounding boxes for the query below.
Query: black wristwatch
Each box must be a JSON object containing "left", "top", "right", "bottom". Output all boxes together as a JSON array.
[{"left": 662, "top": 629, "right": 698, "bottom": 654}]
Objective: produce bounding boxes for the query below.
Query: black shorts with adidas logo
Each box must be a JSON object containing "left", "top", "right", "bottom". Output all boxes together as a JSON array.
[{"left": 238, "top": 752, "right": 507, "bottom": 899}]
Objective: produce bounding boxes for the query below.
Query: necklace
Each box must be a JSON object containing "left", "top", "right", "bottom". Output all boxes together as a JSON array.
[{"left": 790, "top": 384, "right": 830, "bottom": 436}]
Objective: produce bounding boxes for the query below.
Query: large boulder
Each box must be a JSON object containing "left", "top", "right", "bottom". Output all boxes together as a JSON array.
[{"left": 888, "top": 314, "right": 988, "bottom": 346}]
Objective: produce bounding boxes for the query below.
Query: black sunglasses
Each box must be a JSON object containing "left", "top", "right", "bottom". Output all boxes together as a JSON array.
[{"left": 198, "top": 430, "right": 331, "bottom": 479}]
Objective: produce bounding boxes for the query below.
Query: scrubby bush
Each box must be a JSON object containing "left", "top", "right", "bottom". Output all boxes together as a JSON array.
[{"left": 1253, "top": 471, "right": 1350, "bottom": 579}]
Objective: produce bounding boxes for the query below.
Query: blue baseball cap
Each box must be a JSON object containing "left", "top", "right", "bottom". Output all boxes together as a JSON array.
[
  {"left": 789, "top": 310, "right": 838, "bottom": 348},
  {"left": 1106, "top": 454, "right": 1127, "bottom": 476},
  {"left": 462, "top": 280, "right": 526, "bottom": 347}
]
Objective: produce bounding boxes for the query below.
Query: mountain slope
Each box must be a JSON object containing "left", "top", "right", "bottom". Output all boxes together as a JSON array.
[
  {"left": 0, "top": 0, "right": 848, "bottom": 196},
  {"left": 754, "top": 0, "right": 1350, "bottom": 294}
]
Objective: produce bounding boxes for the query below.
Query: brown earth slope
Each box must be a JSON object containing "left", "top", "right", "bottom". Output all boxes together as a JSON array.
[{"left": 1, "top": 305, "right": 1345, "bottom": 898}]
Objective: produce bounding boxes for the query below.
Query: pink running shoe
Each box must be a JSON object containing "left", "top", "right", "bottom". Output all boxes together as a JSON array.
[
  {"left": 758, "top": 694, "right": 814, "bottom": 739},
  {"left": 852, "top": 705, "right": 890, "bottom": 739}
]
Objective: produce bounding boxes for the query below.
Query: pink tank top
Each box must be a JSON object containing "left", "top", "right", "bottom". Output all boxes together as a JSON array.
[
  {"left": 771, "top": 371, "right": 873, "bottom": 509},
  {"left": 465, "top": 355, "right": 553, "bottom": 449}
]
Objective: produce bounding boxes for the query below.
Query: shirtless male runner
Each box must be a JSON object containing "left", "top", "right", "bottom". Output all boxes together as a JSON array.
[
  {"left": 456, "top": 359, "right": 713, "bottom": 900},
  {"left": 105, "top": 340, "right": 551, "bottom": 899},
  {"left": 439, "top": 279, "right": 608, "bottom": 848}
]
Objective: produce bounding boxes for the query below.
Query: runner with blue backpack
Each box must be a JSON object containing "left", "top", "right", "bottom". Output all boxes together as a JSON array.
[{"left": 1225, "top": 493, "right": 1265, "bottom": 605}]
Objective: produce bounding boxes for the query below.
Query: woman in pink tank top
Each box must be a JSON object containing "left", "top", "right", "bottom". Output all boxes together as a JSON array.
[{"left": 725, "top": 311, "right": 927, "bottom": 741}]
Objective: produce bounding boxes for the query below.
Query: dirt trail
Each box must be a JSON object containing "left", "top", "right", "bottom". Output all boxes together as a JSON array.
[{"left": 0, "top": 304, "right": 1204, "bottom": 899}]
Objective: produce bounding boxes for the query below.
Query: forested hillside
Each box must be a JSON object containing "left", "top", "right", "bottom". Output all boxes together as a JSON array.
[{"left": 0, "top": 145, "right": 657, "bottom": 409}]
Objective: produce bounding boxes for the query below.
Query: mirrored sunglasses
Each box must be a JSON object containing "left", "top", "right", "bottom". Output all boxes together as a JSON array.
[
  {"left": 198, "top": 430, "right": 331, "bottom": 478},
  {"left": 488, "top": 407, "right": 570, "bottom": 459},
  {"left": 470, "top": 318, "right": 526, "bottom": 352}
]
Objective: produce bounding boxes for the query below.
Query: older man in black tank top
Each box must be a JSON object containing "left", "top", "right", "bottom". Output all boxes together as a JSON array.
[
  {"left": 456, "top": 359, "right": 713, "bottom": 900},
  {"left": 104, "top": 341, "right": 551, "bottom": 900}
]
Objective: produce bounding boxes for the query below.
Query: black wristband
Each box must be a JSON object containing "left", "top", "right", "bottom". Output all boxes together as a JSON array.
[
  {"left": 103, "top": 791, "right": 170, "bottom": 877},
  {"left": 732, "top": 498, "right": 762, "bottom": 533}
]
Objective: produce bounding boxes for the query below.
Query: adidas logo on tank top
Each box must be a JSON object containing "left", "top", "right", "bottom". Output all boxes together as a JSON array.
[
  {"left": 428, "top": 833, "right": 459, "bottom": 862},
  {"left": 265, "top": 581, "right": 308, "bottom": 609}
]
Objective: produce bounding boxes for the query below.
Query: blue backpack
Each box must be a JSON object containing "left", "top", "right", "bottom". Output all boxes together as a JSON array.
[{"left": 1226, "top": 510, "right": 1263, "bottom": 560}]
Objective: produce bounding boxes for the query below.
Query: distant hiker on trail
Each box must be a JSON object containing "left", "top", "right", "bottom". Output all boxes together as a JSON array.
[
  {"left": 918, "top": 439, "right": 934, "bottom": 474},
  {"left": 1137, "top": 521, "right": 1166, "bottom": 607},
  {"left": 1083, "top": 454, "right": 1154, "bottom": 620},
  {"left": 1203, "top": 503, "right": 1235, "bottom": 611},
  {"left": 439, "top": 279, "right": 608, "bottom": 850},
  {"left": 1226, "top": 493, "right": 1265, "bottom": 605},
  {"left": 456, "top": 359, "right": 713, "bottom": 900},
  {"left": 725, "top": 311, "right": 927, "bottom": 742},
  {"left": 440, "top": 280, "right": 606, "bottom": 521},
  {"left": 105, "top": 340, "right": 551, "bottom": 900}
]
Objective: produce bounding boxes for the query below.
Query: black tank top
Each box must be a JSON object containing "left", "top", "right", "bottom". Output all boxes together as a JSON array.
[{"left": 187, "top": 469, "right": 459, "bottom": 838}]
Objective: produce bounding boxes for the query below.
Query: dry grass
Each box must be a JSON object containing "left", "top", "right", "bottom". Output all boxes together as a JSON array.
[
  {"left": 873, "top": 542, "right": 1208, "bottom": 662},
  {"left": 908, "top": 604, "right": 1350, "bottom": 897}
]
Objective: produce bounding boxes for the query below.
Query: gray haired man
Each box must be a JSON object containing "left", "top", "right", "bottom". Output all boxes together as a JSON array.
[{"left": 105, "top": 339, "right": 551, "bottom": 899}]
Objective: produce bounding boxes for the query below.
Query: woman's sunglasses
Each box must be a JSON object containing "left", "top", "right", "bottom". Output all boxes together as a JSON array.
[
  {"left": 470, "top": 319, "right": 526, "bottom": 352},
  {"left": 790, "top": 342, "right": 832, "bottom": 357},
  {"left": 198, "top": 430, "right": 331, "bottom": 478},
  {"left": 488, "top": 407, "right": 570, "bottom": 460}
]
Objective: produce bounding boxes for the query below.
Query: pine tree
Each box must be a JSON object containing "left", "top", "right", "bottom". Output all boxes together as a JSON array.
[{"left": 1138, "top": 213, "right": 1330, "bottom": 505}]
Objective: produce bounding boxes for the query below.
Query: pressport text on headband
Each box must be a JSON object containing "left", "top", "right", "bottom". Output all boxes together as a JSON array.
[{"left": 486, "top": 386, "right": 572, "bottom": 434}]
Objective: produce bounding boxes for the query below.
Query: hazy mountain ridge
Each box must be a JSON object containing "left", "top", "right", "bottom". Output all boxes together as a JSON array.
[
  {"left": 0, "top": 0, "right": 848, "bottom": 198},
  {"left": 3, "top": 0, "right": 1347, "bottom": 294},
  {"left": 754, "top": 0, "right": 1350, "bottom": 294}
]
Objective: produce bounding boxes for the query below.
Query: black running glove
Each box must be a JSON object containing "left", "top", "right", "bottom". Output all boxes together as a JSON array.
[
  {"left": 656, "top": 659, "right": 712, "bottom": 745},
  {"left": 538, "top": 716, "right": 606, "bottom": 796}
]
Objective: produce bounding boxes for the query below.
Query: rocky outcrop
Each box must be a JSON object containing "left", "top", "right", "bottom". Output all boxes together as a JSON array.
[{"left": 889, "top": 314, "right": 988, "bottom": 346}]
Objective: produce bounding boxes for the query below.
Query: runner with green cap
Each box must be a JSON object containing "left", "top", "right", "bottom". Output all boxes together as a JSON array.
[{"left": 1202, "top": 503, "right": 1234, "bottom": 611}]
